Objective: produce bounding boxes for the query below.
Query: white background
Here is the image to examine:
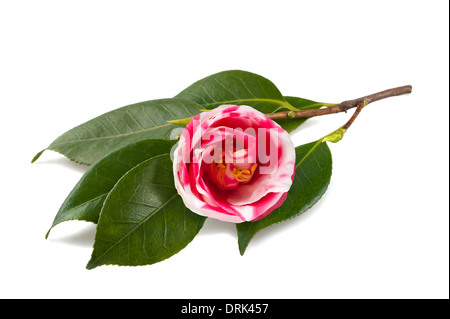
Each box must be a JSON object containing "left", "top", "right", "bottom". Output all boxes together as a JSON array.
[{"left": 1, "top": 0, "right": 448, "bottom": 299}]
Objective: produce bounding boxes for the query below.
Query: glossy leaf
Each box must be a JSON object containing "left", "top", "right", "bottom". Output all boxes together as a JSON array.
[
  {"left": 32, "top": 98, "right": 202, "bottom": 165},
  {"left": 33, "top": 71, "right": 332, "bottom": 165},
  {"left": 45, "top": 139, "right": 176, "bottom": 238},
  {"left": 176, "top": 70, "right": 330, "bottom": 132},
  {"left": 86, "top": 154, "right": 206, "bottom": 269},
  {"left": 236, "top": 140, "right": 333, "bottom": 255},
  {"left": 176, "top": 70, "right": 296, "bottom": 113}
]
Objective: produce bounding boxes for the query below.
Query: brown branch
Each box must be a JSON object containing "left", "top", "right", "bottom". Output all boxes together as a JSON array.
[
  {"left": 319, "top": 99, "right": 369, "bottom": 144},
  {"left": 266, "top": 85, "right": 412, "bottom": 120},
  {"left": 342, "top": 100, "right": 367, "bottom": 131}
]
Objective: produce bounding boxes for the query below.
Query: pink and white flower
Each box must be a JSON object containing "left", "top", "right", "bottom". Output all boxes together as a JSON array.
[{"left": 173, "top": 105, "right": 295, "bottom": 223}]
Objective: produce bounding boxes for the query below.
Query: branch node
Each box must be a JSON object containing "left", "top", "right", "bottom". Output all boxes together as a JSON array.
[
  {"left": 287, "top": 111, "right": 296, "bottom": 119},
  {"left": 266, "top": 85, "right": 412, "bottom": 121}
]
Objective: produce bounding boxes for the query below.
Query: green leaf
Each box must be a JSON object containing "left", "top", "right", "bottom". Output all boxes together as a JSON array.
[
  {"left": 86, "top": 154, "right": 206, "bottom": 269},
  {"left": 33, "top": 70, "right": 333, "bottom": 166},
  {"left": 236, "top": 139, "right": 333, "bottom": 255},
  {"left": 32, "top": 98, "right": 202, "bottom": 166},
  {"left": 45, "top": 139, "right": 176, "bottom": 238},
  {"left": 176, "top": 70, "right": 296, "bottom": 113},
  {"left": 175, "top": 70, "right": 331, "bottom": 132},
  {"left": 285, "top": 96, "right": 332, "bottom": 110}
]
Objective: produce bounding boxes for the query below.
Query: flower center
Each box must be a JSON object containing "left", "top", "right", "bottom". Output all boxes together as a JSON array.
[
  {"left": 208, "top": 160, "right": 257, "bottom": 191},
  {"left": 232, "top": 164, "right": 257, "bottom": 183}
]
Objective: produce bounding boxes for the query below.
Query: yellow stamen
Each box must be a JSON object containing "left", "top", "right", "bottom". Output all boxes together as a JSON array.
[
  {"left": 232, "top": 164, "right": 257, "bottom": 183},
  {"left": 216, "top": 162, "right": 226, "bottom": 169}
]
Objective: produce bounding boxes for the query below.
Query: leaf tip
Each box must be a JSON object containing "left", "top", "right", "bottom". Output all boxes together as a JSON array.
[
  {"left": 85, "top": 259, "right": 97, "bottom": 270},
  {"left": 238, "top": 241, "right": 250, "bottom": 256},
  {"left": 31, "top": 149, "right": 45, "bottom": 163},
  {"left": 85, "top": 265, "right": 94, "bottom": 270}
]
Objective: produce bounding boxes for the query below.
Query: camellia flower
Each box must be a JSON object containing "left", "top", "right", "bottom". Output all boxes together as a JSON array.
[{"left": 173, "top": 105, "right": 296, "bottom": 223}]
